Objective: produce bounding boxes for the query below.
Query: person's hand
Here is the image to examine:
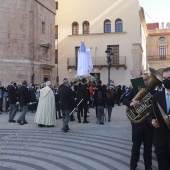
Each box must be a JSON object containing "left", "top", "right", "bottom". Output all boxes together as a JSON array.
[
  {"left": 87, "top": 101, "right": 89, "bottom": 104},
  {"left": 151, "top": 119, "right": 159, "bottom": 128},
  {"left": 130, "top": 100, "right": 139, "bottom": 107}
]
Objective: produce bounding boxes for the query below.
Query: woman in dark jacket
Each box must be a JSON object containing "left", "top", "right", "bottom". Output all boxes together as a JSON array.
[
  {"left": 105, "top": 90, "right": 115, "bottom": 122},
  {"left": 96, "top": 91, "right": 105, "bottom": 124}
]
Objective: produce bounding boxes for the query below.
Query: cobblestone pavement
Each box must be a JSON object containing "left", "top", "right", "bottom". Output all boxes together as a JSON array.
[{"left": 0, "top": 105, "right": 158, "bottom": 170}]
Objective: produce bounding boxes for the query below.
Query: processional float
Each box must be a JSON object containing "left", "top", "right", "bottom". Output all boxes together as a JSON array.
[
  {"left": 71, "top": 41, "right": 96, "bottom": 85},
  {"left": 69, "top": 41, "right": 96, "bottom": 116}
]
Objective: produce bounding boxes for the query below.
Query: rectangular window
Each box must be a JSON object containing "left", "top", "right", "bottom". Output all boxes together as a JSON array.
[
  {"left": 55, "top": 25, "right": 58, "bottom": 39},
  {"left": 115, "top": 25, "right": 122, "bottom": 32},
  {"left": 83, "top": 22, "right": 89, "bottom": 34},
  {"left": 90, "top": 73, "right": 100, "bottom": 82},
  {"left": 107, "top": 45, "right": 119, "bottom": 64},
  {"left": 104, "top": 24, "right": 111, "bottom": 33},
  {"left": 159, "top": 46, "right": 166, "bottom": 58},
  {"left": 42, "top": 22, "right": 45, "bottom": 34},
  {"left": 75, "top": 46, "right": 79, "bottom": 66},
  {"left": 72, "top": 23, "right": 79, "bottom": 35},
  {"left": 56, "top": 2, "right": 58, "bottom": 10},
  {"left": 55, "top": 50, "right": 58, "bottom": 64}
]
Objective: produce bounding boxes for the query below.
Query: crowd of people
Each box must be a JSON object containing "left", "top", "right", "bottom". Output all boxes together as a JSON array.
[
  {"left": 0, "top": 66, "right": 170, "bottom": 170},
  {"left": 0, "top": 78, "right": 130, "bottom": 127}
]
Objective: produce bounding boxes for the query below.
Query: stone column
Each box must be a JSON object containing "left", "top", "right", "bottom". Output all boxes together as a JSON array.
[{"left": 131, "top": 43, "right": 143, "bottom": 77}]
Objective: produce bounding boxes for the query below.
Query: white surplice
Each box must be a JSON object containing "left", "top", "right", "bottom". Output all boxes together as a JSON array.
[{"left": 34, "top": 86, "right": 56, "bottom": 126}]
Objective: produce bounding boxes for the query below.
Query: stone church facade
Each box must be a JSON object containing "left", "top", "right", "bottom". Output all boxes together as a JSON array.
[{"left": 0, "top": 0, "right": 57, "bottom": 86}]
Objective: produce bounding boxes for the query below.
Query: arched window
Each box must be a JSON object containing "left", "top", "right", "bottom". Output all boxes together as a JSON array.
[
  {"left": 72, "top": 22, "right": 79, "bottom": 35},
  {"left": 83, "top": 21, "right": 90, "bottom": 34},
  {"left": 115, "top": 19, "right": 123, "bottom": 32},
  {"left": 104, "top": 19, "right": 111, "bottom": 33}
]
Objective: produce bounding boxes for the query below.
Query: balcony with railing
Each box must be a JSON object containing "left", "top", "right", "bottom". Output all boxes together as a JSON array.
[
  {"left": 67, "top": 56, "right": 127, "bottom": 70},
  {"left": 147, "top": 55, "right": 170, "bottom": 61}
]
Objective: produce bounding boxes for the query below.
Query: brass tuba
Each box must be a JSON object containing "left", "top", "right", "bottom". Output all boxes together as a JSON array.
[{"left": 126, "top": 67, "right": 162, "bottom": 124}]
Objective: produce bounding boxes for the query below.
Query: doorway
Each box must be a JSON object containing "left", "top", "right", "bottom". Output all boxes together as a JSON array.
[
  {"left": 43, "top": 77, "right": 49, "bottom": 82},
  {"left": 90, "top": 73, "right": 100, "bottom": 82}
]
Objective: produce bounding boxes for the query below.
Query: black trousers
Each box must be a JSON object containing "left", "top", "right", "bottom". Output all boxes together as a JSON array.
[
  {"left": 0, "top": 97, "right": 3, "bottom": 111},
  {"left": 77, "top": 102, "right": 87, "bottom": 122},
  {"left": 155, "top": 144, "right": 170, "bottom": 170},
  {"left": 130, "top": 121, "right": 154, "bottom": 169}
]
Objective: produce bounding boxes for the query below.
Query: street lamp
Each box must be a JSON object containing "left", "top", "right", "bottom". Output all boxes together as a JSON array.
[{"left": 105, "top": 47, "right": 113, "bottom": 86}]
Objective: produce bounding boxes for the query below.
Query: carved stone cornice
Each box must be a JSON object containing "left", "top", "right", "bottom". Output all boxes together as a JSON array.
[{"left": 40, "top": 64, "right": 55, "bottom": 69}]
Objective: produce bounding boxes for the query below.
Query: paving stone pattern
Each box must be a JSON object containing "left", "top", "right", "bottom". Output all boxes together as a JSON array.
[{"left": 0, "top": 105, "right": 158, "bottom": 170}]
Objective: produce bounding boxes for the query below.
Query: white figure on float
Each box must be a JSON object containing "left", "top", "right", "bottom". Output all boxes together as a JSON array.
[
  {"left": 86, "top": 48, "right": 93, "bottom": 72},
  {"left": 77, "top": 41, "right": 93, "bottom": 76}
]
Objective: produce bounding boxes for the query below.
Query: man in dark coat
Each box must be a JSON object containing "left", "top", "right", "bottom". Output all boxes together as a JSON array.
[
  {"left": 55, "top": 89, "right": 62, "bottom": 119},
  {"left": 0, "top": 81, "right": 7, "bottom": 113},
  {"left": 149, "top": 67, "right": 170, "bottom": 170},
  {"left": 59, "top": 78, "right": 75, "bottom": 132},
  {"left": 7, "top": 81, "right": 18, "bottom": 122},
  {"left": 17, "top": 80, "right": 30, "bottom": 125},
  {"left": 76, "top": 78, "right": 90, "bottom": 123},
  {"left": 116, "top": 85, "right": 121, "bottom": 106},
  {"left": 123, "top": 73, "right": 157, "bottom": 170}
]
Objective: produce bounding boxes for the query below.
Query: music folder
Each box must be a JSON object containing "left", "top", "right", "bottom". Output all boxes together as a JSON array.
[{"left": 131, "top": 77, "right": 145, "bottom": 89}]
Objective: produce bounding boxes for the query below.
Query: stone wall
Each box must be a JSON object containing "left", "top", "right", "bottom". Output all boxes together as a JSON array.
[
  {"left": 131, "top": 44, "right": 143, "bottom": 78},
  {"left": 0, "top": 0, "right": 56, "bottom": 86}
]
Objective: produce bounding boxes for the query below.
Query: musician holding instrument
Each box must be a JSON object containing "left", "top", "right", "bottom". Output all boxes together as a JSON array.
[
  {"left": 123, "top": 72, "right": 158, "bottom": 170},
  {"left": 149, "top": 67, "right": 170, "bottom": 170}
]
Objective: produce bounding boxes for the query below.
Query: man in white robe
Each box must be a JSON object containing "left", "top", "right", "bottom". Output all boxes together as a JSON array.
[{"left": 34, "top": 81, "right": 56, "bottom": 127}]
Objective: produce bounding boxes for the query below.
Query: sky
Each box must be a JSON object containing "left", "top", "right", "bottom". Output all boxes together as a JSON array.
[{"left": 139, "top": 0, "right": 170, "bottom": 24}]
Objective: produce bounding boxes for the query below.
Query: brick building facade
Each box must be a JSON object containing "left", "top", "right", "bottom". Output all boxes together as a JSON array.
[
  {"left": 0, "top": 0, "right": 57, "bottom": 86},
  {"left": 147, "top": 23, "right": 170, "bottom": 70}
]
